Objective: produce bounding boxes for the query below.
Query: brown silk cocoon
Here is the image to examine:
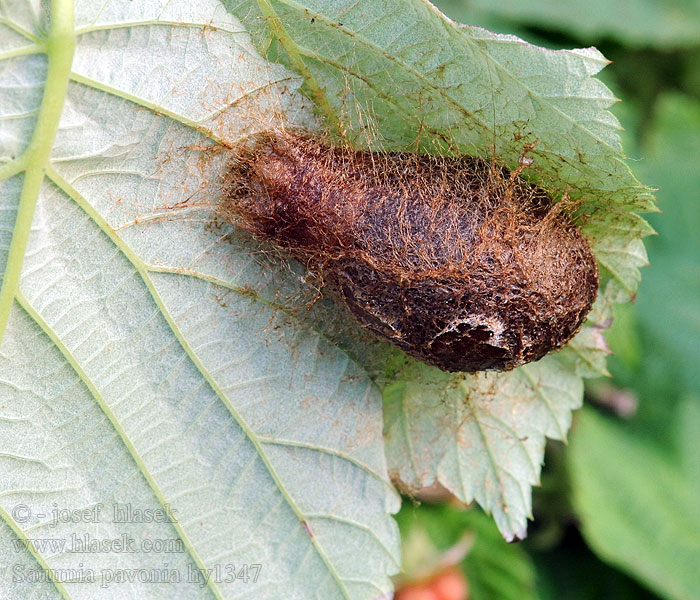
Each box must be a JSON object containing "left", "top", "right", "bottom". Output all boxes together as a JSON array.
[{"left": 222, "top": 131, "right": 599, "bottom": 372}]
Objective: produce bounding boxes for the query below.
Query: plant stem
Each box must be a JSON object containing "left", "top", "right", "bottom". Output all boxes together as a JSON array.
[{"left": 0, "top": 0, "right": 75, "bottom": 345}]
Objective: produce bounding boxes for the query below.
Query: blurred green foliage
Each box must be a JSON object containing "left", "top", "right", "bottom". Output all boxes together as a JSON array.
[
  {"left": 396, "top": 503, "right": 539, "bottom": 600},
  {"left": 569, "top": 408, "right": 700, "bottom": 600},
  {"left": 398, "top": 2, "right": 700, "bottom": 599},
  {"left": 439, "top": 0, "right": 700, "bottom": 48},
  {"left": 634, "top": 94, "right": 700, "bottom": 395}
]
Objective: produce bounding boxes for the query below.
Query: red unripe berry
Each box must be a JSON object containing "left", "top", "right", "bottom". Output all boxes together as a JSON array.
[
  {"left": 394, "top": 585, "right": 440, "bottom": 600},
  {"left": 431, "top": 566, "right": 468, "bottom": 600},
  {"left": 395, "top": 567, "right": 468, "bottom": 600}
]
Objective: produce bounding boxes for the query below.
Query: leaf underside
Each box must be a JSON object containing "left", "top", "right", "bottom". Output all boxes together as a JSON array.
[
  {"left": 220, "top": 0, "right": 653, "bottom": 540},
  {"left": 0, "top": 3, "right": 653, "bottom": 599},
  {"left": 0, "top": 2, "right": 400, "bottom": 599}
]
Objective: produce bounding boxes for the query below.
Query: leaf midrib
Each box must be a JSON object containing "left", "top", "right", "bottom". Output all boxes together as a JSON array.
[
  {"left": 0, "top": 7, "right": 74, "bottom": 596},
  {"left": 0, "top": 0, "right": 74, "bottom": 346}
]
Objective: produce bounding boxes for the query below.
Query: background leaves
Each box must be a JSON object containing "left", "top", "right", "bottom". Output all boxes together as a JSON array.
[
  {"left": 395, "top": 503, "right": 539, "bottom": 600},
  {"left": 440, "top": 0, "right": 700, "bottom": 49},
  {"left": 569, "top": 408, "right": 700, "bottom": 600},
  {"left": 560, "top": 91, "right": 700, "bottom": 600}
]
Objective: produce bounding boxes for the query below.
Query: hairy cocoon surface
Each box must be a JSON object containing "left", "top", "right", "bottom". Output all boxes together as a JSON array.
[{"left": 221, "top": 131, "right": 599, "bottom": 372}]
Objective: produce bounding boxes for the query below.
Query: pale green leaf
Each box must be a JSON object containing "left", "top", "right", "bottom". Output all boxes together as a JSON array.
[
  {"left": 384, "top": 358, "right": 582, "bottom": 540},
  {"left": 555, "top": 295, "right": 613, "bottom": 378},
  {"left": 218, "top": 0, "right": 652, "bottom": 540},
  {"left": 0, "top": 1, "right": 399, "bottom": 598},
  {"left": 0, "top": 0, "right": 654, "bottom": 571}
]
